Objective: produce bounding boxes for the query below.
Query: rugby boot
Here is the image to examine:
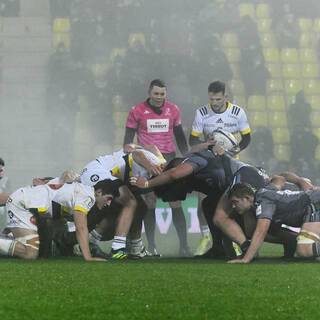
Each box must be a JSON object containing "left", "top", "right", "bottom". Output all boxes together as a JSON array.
[
  {"left": 110, "top": 248, "right": 127, "bottom": 260},
  {"left": 195, "top": 235, "right": 212, "bottom": 256}
]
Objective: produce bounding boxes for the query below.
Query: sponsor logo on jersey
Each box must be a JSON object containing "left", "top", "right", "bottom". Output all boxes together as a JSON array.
[
  {"left": 255, "top": 204, "right": 262, "bottom": 216},
  {"left": 147, "top": 119, "right": 169, "bottom": 133},
  {"left": 144, "top": 110, "right": 150, "bottom": 114},
  {"left": 90, "top": 174, "right": 100, "bottom": 183},
  {"left": 216, "top": 118, "right": 223, "bottom": 123},
  {"left": 224, "top": 123, "right": 237, "bottom": 127}
]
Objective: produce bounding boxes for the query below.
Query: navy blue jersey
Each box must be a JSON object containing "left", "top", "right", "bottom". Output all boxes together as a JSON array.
[{"left": 254, "top": 184, "right": 320, "bottom": 227}]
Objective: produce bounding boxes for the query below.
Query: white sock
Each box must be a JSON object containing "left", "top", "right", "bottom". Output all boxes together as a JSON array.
[
  {"left": 200, "top": 225, "right": 210, "bottom": 238},
  {"left": 112, "top": 236, "right": 126, "bottom": 251},
  {"left": 0, "top": 235, "right": 16, "bottom": 256},
  {"left": 89, "top": 229, "right": 102, "bottom": 244}
]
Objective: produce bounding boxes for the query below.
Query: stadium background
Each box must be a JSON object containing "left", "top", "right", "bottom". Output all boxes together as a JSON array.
[{"left": 1, "top": 0, "right": 320, "bottom": 252}]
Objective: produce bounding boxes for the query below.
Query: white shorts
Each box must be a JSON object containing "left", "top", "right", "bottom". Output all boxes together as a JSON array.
[{"left": 6, "top": 195, "right": 38, "bottom": 232}]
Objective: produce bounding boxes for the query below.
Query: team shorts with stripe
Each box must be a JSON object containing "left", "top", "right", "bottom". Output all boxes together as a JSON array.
[{"left": 6, "top": 196, "right": 38, "bottom": 231}]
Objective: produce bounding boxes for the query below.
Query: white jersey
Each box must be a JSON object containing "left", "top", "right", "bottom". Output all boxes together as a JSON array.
[
  {"left": 190, "top": 102, "right": 251, "bottom": 141},
  {"left": 80, "top": 149, "right": 126, "bottom": 186},
  {"left": 6, "top": 182, "right": 95, "bottom": 231},
  {"left": 131, "top": 149, "right": 166, "bottom": 179},
  {"left": 80, "top": 148, "right": 166, "bottom": 186}
]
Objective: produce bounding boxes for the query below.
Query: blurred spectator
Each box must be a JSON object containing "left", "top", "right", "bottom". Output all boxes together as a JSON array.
[
  {"left": 275, "top": 13, "right": 299, "bottom": 49},
  {"left": 290, "top": 128, "right": 318, "bottom": 178},
  {"left": 240, "top": 52, "right": 270, "bottom": 97},
  {"left": 122, "top": 34, "right": 153, "bottom": 104},
  {"left": 191, "top": 35, "right": 233, "bottom": 98},
  {"left": 249, "top": 127, "right": 274, "bottom": 172},
  {"left": 287, "top": 91, "right": 312, "bottom": 131},
  {"left": 237, "top": 16, "right": 262, "bottom": 55},
  {"left": 197, "top": 0, "right": 239, "bottom": 35}
]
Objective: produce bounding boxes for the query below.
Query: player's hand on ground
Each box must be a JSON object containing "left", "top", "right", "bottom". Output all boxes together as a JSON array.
[
  {"left": 227, "top": 259, "right": 248, "bottom": 264},
  {"left": 129, "top": 176, "right": 149, "bottom": 188},
  {"left": 86, "top": 257, "right": 107, "bottom": 262},
  {"left": 147, "top": 164, "right": 163, "bottom": 176}
]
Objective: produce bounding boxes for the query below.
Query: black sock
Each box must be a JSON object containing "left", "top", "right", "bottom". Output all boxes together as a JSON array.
[
  {"left": 172, "top": 207, "right": 188, "bottom": 249},
  {"left": 144, "top": 208, "right": 156, "bottom": 249}
]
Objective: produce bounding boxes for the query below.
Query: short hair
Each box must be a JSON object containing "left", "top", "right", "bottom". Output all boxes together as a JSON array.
[
  {"left": 94, "top": 179, "right": 120, "bottom": 198},
  {"left": 208, "top": 81, "right": 226, "bottom": 94},
  {"left": 149, "top": 79, "right": 167, "bottom": 90},
  {"left": 228, "top": 182, "right": 255, "bottom": 199},
  {"left": 0, "top": 158, "right": 4, "bottom": 166}
]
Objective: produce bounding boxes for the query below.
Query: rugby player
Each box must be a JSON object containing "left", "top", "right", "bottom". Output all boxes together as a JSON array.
[
  {"left": 123, "top": 79, "right": 192, "bottom": 257},
  {"left": 0, "top": 179, "right": 118, "bottom": 261},
  {"left": 130, "top": 146, "right": 300, "bottom": 258},
  {"left": 0, "top": 158, "right": 10, "bottom": 232},
  {"left": 227, "top": 179, "right": 320, "bottom": 263},
  {"left": 79, "top": 144, "right": 166, "bottom": 258},
  {"left": 189, "top": 81, "right": 251, "bottom": 255}
]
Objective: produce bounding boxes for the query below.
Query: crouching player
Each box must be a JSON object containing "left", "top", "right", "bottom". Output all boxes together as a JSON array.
[
  {"left": 0, "top": 179, "right": 118, "bottom": 261},
  {"left": 80, "top": 144, "right": 165, "bottom": 258},
  {"left": 227, "top": 177, "right": 320, "bottom": 263}
]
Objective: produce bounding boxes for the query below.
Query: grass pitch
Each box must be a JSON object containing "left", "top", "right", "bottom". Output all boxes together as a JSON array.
[{"left": 0, "top": 243, "right": 319, "bottom": 320}]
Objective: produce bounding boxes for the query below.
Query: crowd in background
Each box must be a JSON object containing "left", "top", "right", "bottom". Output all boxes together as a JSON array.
[{"left": 47, "top": 0, "right": 320, "bottom": 183}]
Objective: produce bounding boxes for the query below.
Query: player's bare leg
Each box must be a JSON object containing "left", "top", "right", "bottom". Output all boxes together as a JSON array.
[
  {"left": 296, "top": 222, "right": 320, "bottom": 260},
  {"left": 143, "top": 191, "right": 159, "bottom": 256},
  {"left": 111, "top": 185, "right": 137, "bottom": 258},
  {"left": 169, "top": 200, "right": 192, "bottom": 257},
  {"left": 0, "top": 228, "right": 39, "bottom": 260}
]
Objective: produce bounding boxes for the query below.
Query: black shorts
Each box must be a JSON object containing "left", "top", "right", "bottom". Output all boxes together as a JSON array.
[{"left": 227, "top": 166, "right": 270, "bottom": 193}]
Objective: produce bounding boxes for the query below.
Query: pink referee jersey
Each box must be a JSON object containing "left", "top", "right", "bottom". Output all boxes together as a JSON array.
[{"left": 126, "top": 100, "right": 182, "bottom": 154}]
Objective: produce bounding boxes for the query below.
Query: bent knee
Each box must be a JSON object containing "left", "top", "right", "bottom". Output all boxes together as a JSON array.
[{"left": 296, "top": 244, "right": 312, "bottom": 257}]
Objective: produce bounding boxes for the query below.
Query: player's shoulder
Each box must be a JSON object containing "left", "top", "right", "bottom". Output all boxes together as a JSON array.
[
  {"left": 195, "top": 104, "right": 210, "bottom": 117},
  {"left": 227, "top": 102, "right": 247, "bottom": 117},
  {"left": 164, "top": 100, "right": 180, "bottom": 111},
  {"left": 72, "top": 182, "right": 94, "bottom": 196},
  {"left": 130, "top": 101, "right": 147, "bottom": 112}
]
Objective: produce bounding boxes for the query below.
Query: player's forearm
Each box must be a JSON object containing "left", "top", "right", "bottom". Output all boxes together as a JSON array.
[
  {"left": 242, "top": 220, "right": 270, "bottom": 263},
  {"left": 74, "top": 211, "right": 92, "bottom": 260},
  {"left": 239, "top": 133, "right": 251, "bottom": 150},
  {"left": 132, "top": 150, "right": 154, "bottom": 170},
  {"left": 190, "top": 142, "right": 210, "bottom": 152},
  {"left": 148, "top": 171, "right": 176, "bottom": 188},
  {"left": 278, "top": 172, "right": 312, "bottom": 189},
  {"left": 189, "top": 134, "right": 202, "bottom": 147}
]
